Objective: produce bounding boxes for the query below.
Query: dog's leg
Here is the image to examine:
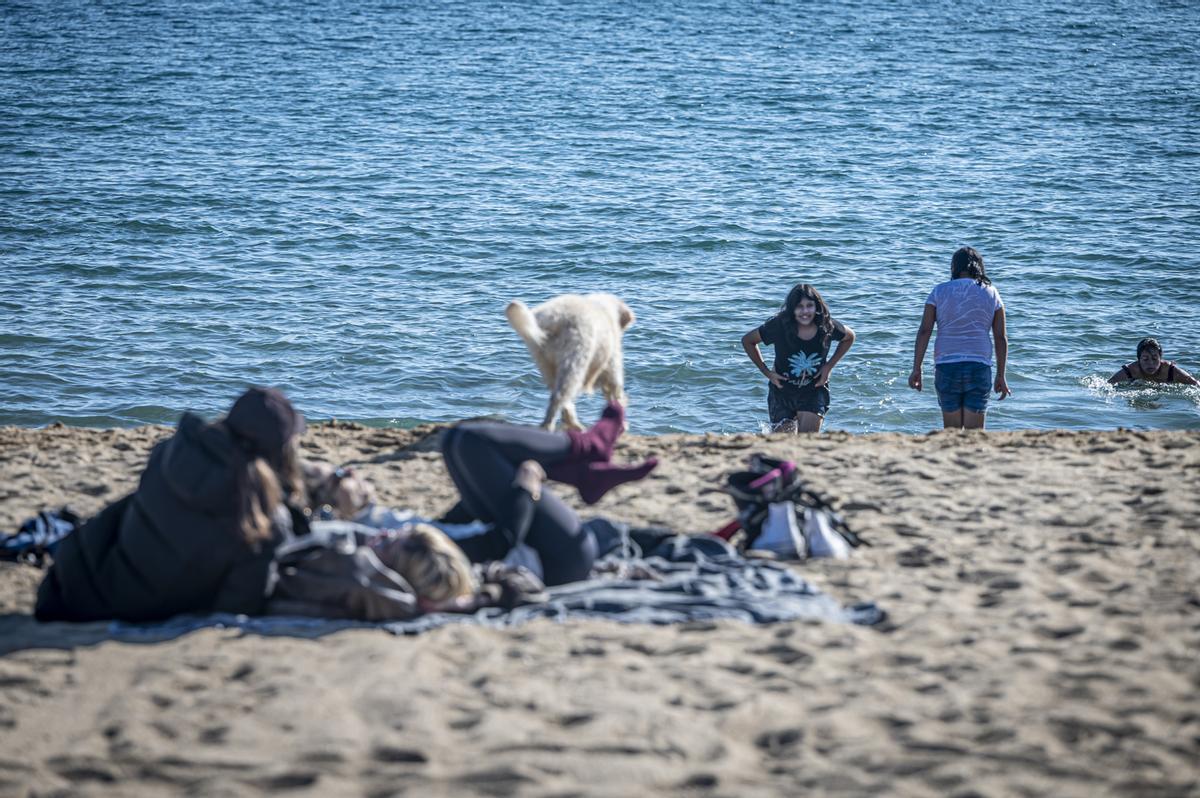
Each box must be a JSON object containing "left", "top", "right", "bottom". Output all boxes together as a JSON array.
[
  {"left": 560, "top": 401, "right": 583, "bottom": 431},
  {"left": 541, "top": 394, "right": 562, "bottom": 431},
  {"left": 535, "top": 355, "right": 556, "bottom": 429},
  {"left": 599, "top": 351, "right": 628, "bottom": 408},
  {"left": 553, "top": 359, "right": 587, "bottom": 431}
]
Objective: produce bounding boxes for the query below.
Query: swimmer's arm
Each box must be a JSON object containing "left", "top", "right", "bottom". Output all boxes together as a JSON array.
[
  {"left": 742, "top": 328, "right": 785, "bottom": 388},
  {"left": 1173, "top": 365, "right": 1199, "bottom": 386},
  {"left": 908, "top": 304, "right": 936, "bottom": 391},
  {"left": 1108, "top": 364, "right": 1135, "bottom": 385}
]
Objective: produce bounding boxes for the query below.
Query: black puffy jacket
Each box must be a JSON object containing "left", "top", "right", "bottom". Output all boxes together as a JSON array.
[{"left": 35, "top": 413, "right": 292, "bottom": 622}]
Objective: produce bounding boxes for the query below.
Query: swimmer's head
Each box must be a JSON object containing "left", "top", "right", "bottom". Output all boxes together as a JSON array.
[{"left": 1137, "top": 338, "right": 1163, "bottom": 374}]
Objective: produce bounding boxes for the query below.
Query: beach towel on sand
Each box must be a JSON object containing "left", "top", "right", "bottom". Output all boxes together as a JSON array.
[{"left": 106, "top": 521, "right": 883, "bottom": 638}]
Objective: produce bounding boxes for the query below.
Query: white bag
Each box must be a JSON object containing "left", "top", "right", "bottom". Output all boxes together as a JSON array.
[
  {"left": 804, "top": 507, "right": 851, "bottom": 559},
  {"left": 749, "top": 501, "right": 807, "bottom": 559}
]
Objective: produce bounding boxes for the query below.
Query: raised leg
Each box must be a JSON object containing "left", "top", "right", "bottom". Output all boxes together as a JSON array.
[{"left": 441, "top": 425, "right": 596, "bottom": 585}]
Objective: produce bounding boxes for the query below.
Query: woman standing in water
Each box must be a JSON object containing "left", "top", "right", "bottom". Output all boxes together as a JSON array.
[
  {"left": 909, "top": 246, "right": 1011, "bottom": 429},
  {"left": 742, "top": 283, "right": 856, "bottom": 433}
]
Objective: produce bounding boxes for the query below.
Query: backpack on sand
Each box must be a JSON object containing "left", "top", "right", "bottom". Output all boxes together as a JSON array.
[{"left": 715, "top": 454, "right": 866, "bottom": 560}]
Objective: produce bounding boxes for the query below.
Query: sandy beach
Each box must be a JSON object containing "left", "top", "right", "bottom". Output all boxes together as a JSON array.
[{"left": 1, "top": 422, "right": 1198, "bottom": 797}]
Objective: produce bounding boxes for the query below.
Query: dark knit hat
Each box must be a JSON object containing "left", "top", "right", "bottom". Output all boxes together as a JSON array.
[{"left": 225, "top": 387, "right": 305, "bottom": 463}]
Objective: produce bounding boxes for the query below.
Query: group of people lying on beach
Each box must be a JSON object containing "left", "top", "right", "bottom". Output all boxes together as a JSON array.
[
  {"left": 34, "top": 387, "right": 658, "bottom": 624},
  {"left": 742, "top": 246, "right": 1195, "bottom": 433}
]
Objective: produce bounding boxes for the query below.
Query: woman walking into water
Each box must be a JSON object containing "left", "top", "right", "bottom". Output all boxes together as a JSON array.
[
  {"left": 742, "top": 283, "right": 856, "bottom": 433},
  {"left": 909, "top": 246, "right": 1011, "bottom": 429}
]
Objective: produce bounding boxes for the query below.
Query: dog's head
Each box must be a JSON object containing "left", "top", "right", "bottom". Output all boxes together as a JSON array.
[{"left": 590, "top": 293, "right": 635, "bottom": 331}]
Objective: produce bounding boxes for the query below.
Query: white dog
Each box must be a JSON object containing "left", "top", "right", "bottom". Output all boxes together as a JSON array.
[{"left": 506, "top": 293, "right": 635, "bottom": 431}]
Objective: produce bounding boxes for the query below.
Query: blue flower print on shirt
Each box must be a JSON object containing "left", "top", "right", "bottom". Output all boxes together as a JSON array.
[{"left": 787, "top": 351, "right": 823, "bottom": 387}]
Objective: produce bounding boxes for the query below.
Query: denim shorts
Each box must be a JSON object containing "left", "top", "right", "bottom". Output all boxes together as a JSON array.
[{"left": 934, "top": 361, "right": 991, "bottom": 413}]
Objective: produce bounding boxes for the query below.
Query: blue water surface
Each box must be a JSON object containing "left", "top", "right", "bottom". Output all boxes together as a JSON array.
[{"left": 1, "top": 0, "right": 1197, "bottom": 433}]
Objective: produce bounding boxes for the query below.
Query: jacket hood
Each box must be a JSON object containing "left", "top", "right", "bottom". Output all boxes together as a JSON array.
[{"left": 156, "top": 412, "right": 241, "bottom": 512}]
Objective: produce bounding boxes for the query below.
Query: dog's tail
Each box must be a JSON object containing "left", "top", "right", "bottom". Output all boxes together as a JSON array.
[{"left": 505, "top": 301, "right": 545, "bottom": 347}]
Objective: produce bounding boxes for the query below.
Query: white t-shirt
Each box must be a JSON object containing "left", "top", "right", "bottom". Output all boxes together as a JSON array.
[{"left": 925, "top": 278, "right": 1004, "bottom": 366}]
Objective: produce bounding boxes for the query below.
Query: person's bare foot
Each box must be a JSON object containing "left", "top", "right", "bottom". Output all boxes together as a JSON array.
[{"left": 514, "top": 460, "right": 546, "bottom": 500}]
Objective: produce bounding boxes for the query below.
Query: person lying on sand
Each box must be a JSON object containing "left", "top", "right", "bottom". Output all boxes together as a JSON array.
[
  {"left": 305, "top": 404, "right": 658, "bottom": 587},
  {"left": 1108, "top": 337, "right": 1198, "bottom": 386},
  {"left": 33, "top": 389, "right": 656, "bottom": 623},
  {"left": 35, "top": 387, "right": 308, "bottom": 623}
]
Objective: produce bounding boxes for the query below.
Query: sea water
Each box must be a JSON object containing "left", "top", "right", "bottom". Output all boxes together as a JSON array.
[{"left": 2, "top": 0, "right": 1197, "bottom": 434}]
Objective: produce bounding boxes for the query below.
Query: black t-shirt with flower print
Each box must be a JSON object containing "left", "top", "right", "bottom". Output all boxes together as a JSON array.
[{"left": 757, "top": 315, "right": 848, "bottom": 393}]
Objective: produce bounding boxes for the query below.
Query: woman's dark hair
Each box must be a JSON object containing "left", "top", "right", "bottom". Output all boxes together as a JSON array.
[
  {"left": 230, "top": 436, "right": 305, "bottom": 548},
  {"left": 1136, "top": 338, "right": 1162, "bottom": 359},
  {"left": 951, "top": 246, "right": 991, "bottom": 286},
  {"left": 778, "top": 283, "right": 833, "bottom": 349},
  {"left": 221, "top": 387, "right": 307, "bottom": 548}
]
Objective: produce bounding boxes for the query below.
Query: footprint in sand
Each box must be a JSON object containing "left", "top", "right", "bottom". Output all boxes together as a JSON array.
[
  {"left": 897, "top": 545, "right": 946, "bottom": 567},
  {"left": 679, "top": 772, "right": 720, "bottom": 789},
  {"left": 250, "top": 771, "right": 320, "bottom": 790},
  {"left": 555, "top": 712, "right": 594, "bottom": 728},
  {"left": 47, "top": 754, "right": 118, "bottom": 784},
  {"left": 749, "top": 642, "right": 813, "bottom": 667},
  {"left": 372, "top": 745, "right": 428, "bottom": 764},
  {"left": 198, "top": 725, "right": 229, "bottom": 744},
  {"left": 755, "top": 727, "right": 804, "bottom": 757}
]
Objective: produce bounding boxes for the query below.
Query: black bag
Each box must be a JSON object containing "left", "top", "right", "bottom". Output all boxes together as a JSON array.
[
  {"left": 721, "top": 454, "right": 866, "bottom": 552},
  {"left": 266, "top": 526, "right": 421, "bottom": 621}
]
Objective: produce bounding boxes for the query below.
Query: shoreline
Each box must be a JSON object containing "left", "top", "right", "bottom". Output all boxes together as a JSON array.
[{"left": 2, "top": 424, "right": 1198, "bottom": 795}]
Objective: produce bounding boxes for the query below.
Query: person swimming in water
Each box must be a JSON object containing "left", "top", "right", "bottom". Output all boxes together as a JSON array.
[{"left": 1108, "top": 338, "right": 1198, "bottom": 386}]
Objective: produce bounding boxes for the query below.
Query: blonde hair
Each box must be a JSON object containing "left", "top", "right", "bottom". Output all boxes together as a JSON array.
[{"left": 383, "top": 524, "right": 477, "bottom": 602}]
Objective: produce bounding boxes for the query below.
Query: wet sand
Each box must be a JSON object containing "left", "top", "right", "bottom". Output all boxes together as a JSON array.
[{"left": 1, "top": 423, "right": 1198, "bottom": 797}]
